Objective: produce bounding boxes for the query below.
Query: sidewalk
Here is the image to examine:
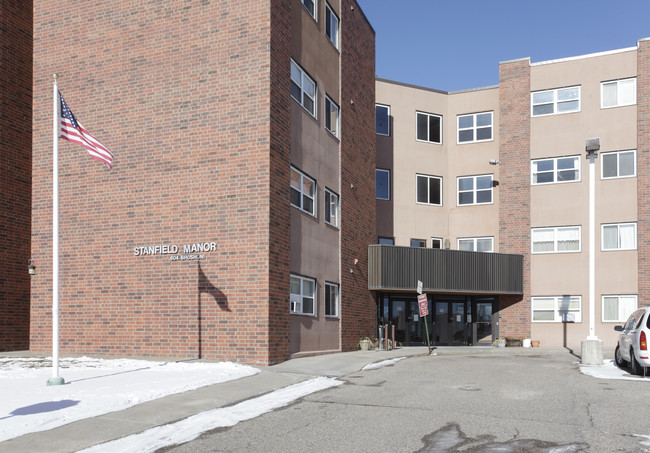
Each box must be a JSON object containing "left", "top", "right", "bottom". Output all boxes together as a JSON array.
[{"left": 0, "top": 347, "right": 429, "bottom": 453}]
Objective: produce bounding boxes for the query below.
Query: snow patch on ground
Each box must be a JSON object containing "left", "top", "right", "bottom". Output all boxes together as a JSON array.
[
  {"left": 579, "top": 359, "right": 650, "bottom": 381},
  {"left": 361, "top": 357, "right": 405, "bottom": 370}
]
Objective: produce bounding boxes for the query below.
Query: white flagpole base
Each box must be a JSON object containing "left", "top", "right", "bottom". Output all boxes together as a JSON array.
[{"left": 47, "top": 376, "right": 65, "bottom": 386}]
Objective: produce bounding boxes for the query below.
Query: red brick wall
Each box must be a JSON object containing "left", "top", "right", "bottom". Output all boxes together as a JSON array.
[
  {"left": 340, "top": 0, "right": 376, "bottom": 350},
  {"left": 0, "top": 0, "right": 32, "bottom": 351},
  {"left": 31, "top": 1, "right": 290, "bottom": 365},
  {"left": 498, "top": 58, "right": 531, "bottom": 339},
  {"left": 638, "top": 39, "right": 650, "bottom": 305}
]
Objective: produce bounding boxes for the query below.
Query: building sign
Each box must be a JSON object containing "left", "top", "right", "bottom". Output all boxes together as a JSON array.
[
  {"left": 417, "top": 293, "right": 429, "bottom": 317},
  {"left": 133, "top": 242, "right": 216, "bottom": 261}
]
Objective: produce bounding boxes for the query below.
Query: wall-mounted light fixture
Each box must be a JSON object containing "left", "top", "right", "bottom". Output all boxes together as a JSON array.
[
  {"left": 489, "top": 159, "right": 500, "bottom": 165},
  {"left": 28, "top": 259, "right": 35, "bottom": 275}
]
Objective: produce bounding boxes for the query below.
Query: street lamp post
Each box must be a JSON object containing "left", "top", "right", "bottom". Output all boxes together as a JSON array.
[{"left": 581, "top": 138, "right": 604, "bottom": 365}]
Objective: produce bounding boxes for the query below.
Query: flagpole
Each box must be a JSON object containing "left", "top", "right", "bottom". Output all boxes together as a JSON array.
[{"left": 48, "top": 74, "right": 64, "bottom": 386}]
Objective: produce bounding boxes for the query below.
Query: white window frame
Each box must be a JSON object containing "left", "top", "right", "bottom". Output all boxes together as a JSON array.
[
  {"left": 602, "top": 222, "right": 637, "bottom": 251},
  {"left": 416, "top": 111, "right": 442, "bottom": 144},
  {"left": 531, "top": 86, "right": 581, "bottom": 117},
  {"left": 324, "top": 188, "right": 339, "bottom": 228},
  {"left": 531, "top": 156, "right": 581, "bottom": 185},
  {"left": 325, "top": 95, "right": 340, "bottom": 138},
  {"left": 601, "top": 78, "right": 636, "bottom": 109},
  {"left": 291, "top": 59, "right": 317, "bottom": 117},
  {"left": 416, "top": 174, "right": 442, "bottom": 206},
  {"left": 325, "top": 3, "right": 339, "bottom": 49},
  {"left": 601, "top": 149, "right": 636, "bottom": 179},
  {"left": 457, "top": 237, "right": 494, "bottom": 253},
  {"left": 376, "top": 168, "right": 390, "bottom": 200},
  {"left": 457, "top": 174, "right": 493, "bottom": 206},
  {"left": 532, "top": 296, "right": 582, "bottom": 323},
  {"left": 325, "top": 282, "right": 339, "bottom": 318},
  {"left": 431, "top": 237, "right": 443, "bottom": 249},
  {"left": 290, "top": 166, "right": 316, "bottom": 216},
  {"left": 290, "top": 274, "right": 316, "bottom": 316},
  {"left": 602, "top": 295, "right": 637, "bottom": 323},
  {"left": 300, "top": 0, "right": 317, "bottom": 20},
  {"left": 531, "top": 226, "right": 581, "bottom": 254},
  {"left": 457, "top": 112, "right": 493, "bottom": 144},
  {"left": 376, "top": 104, "right": 390, "bottom": 136}
]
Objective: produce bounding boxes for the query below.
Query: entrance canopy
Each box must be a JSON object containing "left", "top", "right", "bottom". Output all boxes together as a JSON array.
[{"left": 368, "top": 245, "right": 523, "bottom": 295}]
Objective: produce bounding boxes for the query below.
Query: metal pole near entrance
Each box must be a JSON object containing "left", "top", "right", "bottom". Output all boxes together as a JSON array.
[{"left": 417, "top": 281, "right": 432, "bottom": 355}]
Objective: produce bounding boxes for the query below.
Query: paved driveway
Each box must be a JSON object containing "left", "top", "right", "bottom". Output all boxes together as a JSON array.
[{"left": 163, "top": 348, "right": 650, "bottom": 453}]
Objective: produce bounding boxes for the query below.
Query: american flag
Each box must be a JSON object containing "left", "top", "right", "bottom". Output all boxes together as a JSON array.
[{"left": 59, "top": 92, "right": 114, "bottom": 169}]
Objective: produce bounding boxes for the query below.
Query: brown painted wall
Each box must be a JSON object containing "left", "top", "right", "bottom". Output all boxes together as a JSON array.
[
  {"left": 0, "top": 0, "right": 32, "bottom": 351},
  {"left": 340, "top": 0, "right": 376, "bottom": 350},
  {"left": 498, "top": 58, "right": 531, "bottom": 339},
  {"left": 31, "top": 1, "right": 290, "bottom": 365}
]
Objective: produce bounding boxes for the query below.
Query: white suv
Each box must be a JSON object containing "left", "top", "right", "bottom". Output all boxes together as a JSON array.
[{"left": 615, "top": 306, "right": 650, "bottom": 375}]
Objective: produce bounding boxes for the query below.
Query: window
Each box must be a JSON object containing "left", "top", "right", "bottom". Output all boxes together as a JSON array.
[
  {"left": 324, "top": 282, "right": 339, "bottom": 317},
  {"left": 290, "top": 274, "right": 315, "bottom": 316},
  {"left": 602, "top": 150, "right": 636, "bottom": 179},
  {"left": 531, "top": 226, "right": 581, "bottom": 254},
  {"left": 325, "top": 95, "right": 339, "bottom": 137},
  {"left": 324, "top": 188, "right": 339, "bottom": 228},
  {"left": 458, "top": 237, "right": 493, "bottom": 253},
  {"left": 378, "top": 237, "right": 394, "bottom": 245},
  {"left": 291, "top": 60, "right": 316, "bottom": 116},
  {"left": 602, "top": 295, "right": 637, "bottom": 323},
  {"left": 410, "top": 239, "right": 426, "bottom": 248},
  {"left": 602, "top": 222, "right": 636, "bottom": 251},
  {"left": 431, "top": 238, "right": 442, "bottom": 249},
  {"left": 601, "top": 78, "right": 636, "bottom": 108},
  {"left": 532, "top": 296, "right": 582, "bottom": 322},
  {"left": 416, "top": 174, "right": 442, "bottom": 206},
  {"left": 531, "top": 86, "right": 580, "bottom": 116},
  {"left": 457, "top": 175, "right": 493, "bottom": 205},
  {"left": 458, "top": 112, "right": 493, "bottom": 143},
  {"left": 301, "top": 0, "right": 316, "bottom": 19},
  {"left": 416, "top": 111, "right": 442, "bottom": 144},
  {"left": 376, "top": 104, "right": 390, "bottom": 136},
  {"left": 325, "top": 3, "right": 339, "bottom": 49},
  {"left": 531, "top": 156, "right": 580, "bottom": 185},
  {"left": 376, "top": 169, "right": 390, "bottom": 200},
  {"left": 290, "top": 166, "right": 316, "bottom": 216}
]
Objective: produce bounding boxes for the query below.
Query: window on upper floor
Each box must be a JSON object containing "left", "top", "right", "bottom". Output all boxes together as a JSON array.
[
  {"left": 457, "top": 174, "right": 492, "bottom": 206},
  {"left": 602, "top": 150, "right": 636, "bottom": 179},
  {"left": 531, "top": 156, "right": 580, "bottom": 185},
  {"left": 301, "top": 0, "right": 317, "bottom": 20},
  {"left": 376, "top": 168, "right": 390, "bottom": 200},
  {"left": 325, "top": 282, "right": 339, "bottom": 317},
  {"left": 290, "top": 166, "right": 316, "bottom": 216},
  {"left": 602, "top": 222, "right": 636, "bottom": 251},
  {"left": 291, "top": 59, "right": 316, "bottom": 117},
  {"left": 603, "top": 295, "right": 637, "bottom": 323},
  {"left": 531, "top": 86, "right": 580, "bottom": 117},
  {"left": 410, "top": 238, "right": 426, "bottom": 248},
  {"left": 531, "top": 226, "right": 581, "bottom": 254},
  {"left": 325, "top": 95, "right": 339, "bottom": 137},
  {"left": 376, "top": 104, "right": 390, "bottom": 136},
  {"left": 601, "top": 78, "right": 636, "bottom": 108},
  {"left": 325, "top": 3, "right": 339, "bottom": 49},
  {"left": 324, "top": 188, "right": 339, "bottom": 228},
  {"left": 457, "top": 112, "right": 493, "bottom": 144},
  {"left": 416, "top": 111, "right": 442, "bottom": 144},
  {"left": 378, "top": 237, "right": 394, "bottom": 245},
  {"left": 416, "top": 174, "right": 442, "bottom": 206},
  {"left": 290, "top": 274, "right": 316, "bottom": 316},
  {"left": 458, "top": 237, "right": 493, "bottom": 253},
  {"left": 532, "top": 296, "right": 581, "bottom": 323},
  {"left": 431, "top": 237, "right": 442, "bottom": 249}
]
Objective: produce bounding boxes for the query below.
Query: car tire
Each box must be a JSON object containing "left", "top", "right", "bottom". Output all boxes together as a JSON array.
[
  {"left": 615, "top": 345, "right": 627, "bottom": 368},
  {"left": 630, "top": 348, "right": 642, "bottom": 375}
]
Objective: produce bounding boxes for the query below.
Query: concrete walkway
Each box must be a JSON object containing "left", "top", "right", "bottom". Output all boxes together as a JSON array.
[{"left": 0, "top": 346, "right": 585, "bottom": 452}]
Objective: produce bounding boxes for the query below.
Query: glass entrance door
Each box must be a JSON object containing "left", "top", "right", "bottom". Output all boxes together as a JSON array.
[
  {"left": 434, "top": 299, "right": 470, "bottom": 345},
  {"left": 390, "top": 298, "right": 429, "bottom": 346},
  {"left": 472, "top": 299, "right": 495, "bottom": 345}
]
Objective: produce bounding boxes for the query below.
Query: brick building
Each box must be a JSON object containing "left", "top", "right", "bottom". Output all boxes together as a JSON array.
[{"left": 25, "top": 0, "right": 375, "bottom": 365}]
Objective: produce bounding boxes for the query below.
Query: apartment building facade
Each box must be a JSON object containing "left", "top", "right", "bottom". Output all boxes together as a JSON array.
[
  {"left": 26, "top": 0, "right": 375, "bottom": 365},
  {"left": 374, "top": 39, "right": 650, "bottom": 350}
]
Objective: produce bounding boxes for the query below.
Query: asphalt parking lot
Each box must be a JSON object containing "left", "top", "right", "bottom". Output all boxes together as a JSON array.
[{"left": 164, "top": 347, "right": 650, "bottom": 453}]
